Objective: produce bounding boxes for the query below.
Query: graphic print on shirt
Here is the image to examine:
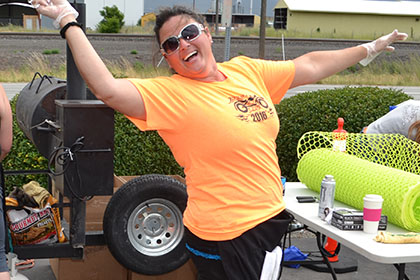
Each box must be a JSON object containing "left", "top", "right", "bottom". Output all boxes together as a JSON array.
[{"left": 229, "top": 95, "right": 275, "bottom": 122}]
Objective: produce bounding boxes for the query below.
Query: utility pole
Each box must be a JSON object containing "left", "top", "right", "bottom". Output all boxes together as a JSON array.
[
  {"left": 215, "top": 0, "right": 219, "bottom": 35},
  {"left": 193, "top": 0, "right": 196, "bottom": 10},
  {"left": 259, "top": 0, "right": 266, "bottom": 59},
  {"left": 222, "top": 0, "right": 233, "bottom": 61}
]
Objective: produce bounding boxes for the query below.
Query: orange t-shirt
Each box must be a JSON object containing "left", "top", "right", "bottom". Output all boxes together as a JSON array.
[{"left": 127, "top": 56, "right": 295, "bottom": 241}]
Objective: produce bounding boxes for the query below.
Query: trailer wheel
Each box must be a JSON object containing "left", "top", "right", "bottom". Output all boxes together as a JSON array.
[{"left": 103, "top": 174, "right": 189, "bottom": 275}]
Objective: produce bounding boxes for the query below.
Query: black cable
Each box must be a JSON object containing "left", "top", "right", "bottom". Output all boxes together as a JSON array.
[
  {"left": 48, "top": 137, "right": 92, "bottom": 201},
  {"left": 48, "top": 136, "right": 84, "bottom": 176}
]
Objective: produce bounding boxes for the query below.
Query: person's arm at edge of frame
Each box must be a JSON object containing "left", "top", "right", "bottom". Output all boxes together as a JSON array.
[
  {"left": 290, "top": 30, "right": 408, "bottom": 89},
  {"left": 58, "top": 15, "right": 146, "bottom": 120},
  {"left": 0, "top": 271, "right": 9, "bottom": 279},
  {"left": 0, "top": 84, "right": 11, "bottom": 280},
  {"left": 0, "top": 84, "right": 12, "bottom": 163}
]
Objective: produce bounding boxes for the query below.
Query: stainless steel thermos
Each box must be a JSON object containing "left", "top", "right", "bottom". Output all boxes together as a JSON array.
[{"left": 318, "top": 175, "right": 336, "bottom": 220}]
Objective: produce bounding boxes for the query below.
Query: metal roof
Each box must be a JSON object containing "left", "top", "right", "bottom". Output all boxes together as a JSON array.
[{"left": 278, "top": 0, "right": 420, "bottom": 16}]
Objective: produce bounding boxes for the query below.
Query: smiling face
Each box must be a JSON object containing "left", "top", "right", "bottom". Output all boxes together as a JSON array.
[{"left": 159, "top": 15, "right": 223, "bottom": 82}]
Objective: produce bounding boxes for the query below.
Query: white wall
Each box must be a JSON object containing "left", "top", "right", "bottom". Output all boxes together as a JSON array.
[{"left": 85, "top": 0, "right": 144, "bottom": 29}]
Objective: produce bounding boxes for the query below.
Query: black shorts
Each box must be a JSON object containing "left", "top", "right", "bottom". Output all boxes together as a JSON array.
[{"left": 185, "top": 210, "right": 293, "bottom": 280}]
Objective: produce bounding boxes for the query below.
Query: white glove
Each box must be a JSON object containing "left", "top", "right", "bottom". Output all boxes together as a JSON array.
[
  {"left": 359, "top": 29, "right": 408, "bottom": 66},
  {"left": 29, "top": 0, "right": 78, "bottom": 28}
]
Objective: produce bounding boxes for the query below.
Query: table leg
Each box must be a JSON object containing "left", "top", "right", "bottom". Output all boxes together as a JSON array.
[
  {"left": 316, "top": 232, "right": 337, "bottom": 280},
  {"left": 394, "top": 263, "right": 409, "bottom": 280}
]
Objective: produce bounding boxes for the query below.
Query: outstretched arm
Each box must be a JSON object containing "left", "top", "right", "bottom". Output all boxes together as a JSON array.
[
  {"left": 32, "top": 0, "right": 146, "bottom": 120},
  {"left": 0, "top": 85, "right": 12, "bottom": 162},
  {"left": 290, "top": 30, "right": 408, "bottom": 88}
]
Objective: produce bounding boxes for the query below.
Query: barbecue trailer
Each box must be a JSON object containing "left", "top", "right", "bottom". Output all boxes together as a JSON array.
[{"left": 12, "top": 1, "right": 189, "bottom": 276}]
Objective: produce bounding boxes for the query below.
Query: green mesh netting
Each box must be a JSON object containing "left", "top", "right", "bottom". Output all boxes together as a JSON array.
[{"left": 296, "top": 132, "right": 420, "bottom": 232}]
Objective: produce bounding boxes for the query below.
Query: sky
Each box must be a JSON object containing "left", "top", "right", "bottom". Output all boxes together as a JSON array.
[{"left": 85, "top": 0, "right": 279, "bottom": 28}]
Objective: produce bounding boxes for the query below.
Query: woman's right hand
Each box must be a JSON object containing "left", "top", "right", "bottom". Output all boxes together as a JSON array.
[
  {"left": 30, "top": 0, "right": 146, "bottom": 120},
  {"left": 29, "top": 0, "right": 78, "bottom": 28}
]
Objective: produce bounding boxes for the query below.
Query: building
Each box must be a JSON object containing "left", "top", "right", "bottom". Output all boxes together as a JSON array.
[
  {"left": 203, "top": 13, "right": 260, "bottom": 28},
  {"left": 0, "top": 0, "right": 38, "bottom": 28},
  {"left": 274, "top": 0, "right": 420, "bottom": 38},
  {"left": 140, "top": 12, "right": 156, "bottom": 27},
  {"left": 0, "top": 0, "right": 144, "bottom": 29}
]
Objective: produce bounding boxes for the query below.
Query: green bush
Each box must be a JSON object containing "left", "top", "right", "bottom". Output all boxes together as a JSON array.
[
  {"left": 97, "top": 5, "right": 125, "bottom": 33},
  {"left": 113, "top": 112, "right": 183, "bottom": 177},
  {"left": 4, "top": 96, "right": 49, "bottom": 193},
  {"left": 42, "top": 49, "right": 60, "bottom": 55},
  {"left": 6, "top": 86, "right": 411, "bottom": 193},
  {"left": 276, "top": 86, "right": 411, "bottom": 182},
  {"left": 4, "top": 96, "right": 183, "bottom": 193}
]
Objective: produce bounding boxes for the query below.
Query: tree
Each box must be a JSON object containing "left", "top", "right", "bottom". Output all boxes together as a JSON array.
[{"left": 97, "top": 5, "right": 125, "bottom": 33}]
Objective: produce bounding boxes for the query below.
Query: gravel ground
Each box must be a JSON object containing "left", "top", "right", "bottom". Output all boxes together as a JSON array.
[{"left": 1, "top": 33, "right": 419, "bottom": 72}]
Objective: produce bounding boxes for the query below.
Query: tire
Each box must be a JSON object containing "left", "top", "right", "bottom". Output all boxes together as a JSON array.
[{"left": 103, "top": 174, "right": 189, "bottom": 275}]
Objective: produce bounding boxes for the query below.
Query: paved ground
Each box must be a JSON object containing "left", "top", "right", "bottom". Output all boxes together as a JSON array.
[
  {"left": 5, "top": 82, "right": 420, "bottom": 279},
  {"left": 13, "top": 234, "right": 419, "bottom": 280},
  {"left": 282, "top": 235, "right": 420, "bottom": 280}
]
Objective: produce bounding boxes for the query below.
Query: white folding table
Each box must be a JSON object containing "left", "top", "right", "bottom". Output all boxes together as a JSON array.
[{"left": 284, "top": 182, "right": 420, "bottom": 280}]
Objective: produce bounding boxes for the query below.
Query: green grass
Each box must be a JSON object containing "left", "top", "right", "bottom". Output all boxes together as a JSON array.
[
  {"left": 42, "top": 49, "right": 60, "bottom": 55},
  {"left": 0, "top": 24, "right": 55, "bottom": 33},
  {"left": 1, "top": 52, "right": 419, "bottom": 85},
  {"left": 6, "top": 23, "right": 418, "bottom": 41},
  {"left": 0, "top": 54, "right": 172, "bottom": 83},
  {"left": 120, "top": 24, "right": 154, "bottom": 34},
  {"left": 322, "top": 54, "right": 420, "bottom": 86},
  {"left": 0, "top": 53, "right": 67, "bottom": 82}
]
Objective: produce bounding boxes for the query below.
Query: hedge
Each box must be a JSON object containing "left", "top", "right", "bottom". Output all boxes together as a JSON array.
[
  {"left": 276, "top": 86, "right": 411, "bottom": 181},
  {"left": 4, "top": 86, "right": 410, "bottom": 193},
  {"left": 4, "top": 96, "right": 183, "bottom": 193}
]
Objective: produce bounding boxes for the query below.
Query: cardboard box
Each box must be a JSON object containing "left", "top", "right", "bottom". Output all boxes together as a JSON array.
[
  {"left": 331, "top": 218, "right": 387, "bottom": 231},
  {"left": 61, "top": 175, "right": 185, "bottom": 231},
  {"left": 50, "top": 248, "right": 197, "bottom": 280},
  {"left": 59, "top": 175, "right": 138, "bottom": 231},
  {"left": 51, "top": 175, "right": 194, "bottom": 280},
  {"left": 129, "top": 260, "right": 197, "bottom": 280},
  {"left": 49, "top": 245, "right": 128, "bottom": 280}
]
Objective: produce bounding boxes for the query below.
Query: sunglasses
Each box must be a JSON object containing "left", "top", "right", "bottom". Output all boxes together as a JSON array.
[{"left": 160, "top": 22, "right": 204, "bottom": 55}]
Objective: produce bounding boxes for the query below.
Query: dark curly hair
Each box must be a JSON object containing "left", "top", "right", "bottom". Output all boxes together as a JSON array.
[
  {"left": 409, "top": 120, "right": 420, "bottom": 144},
  {"left": 154, "top": 6, "right": 205, "bottom": 45}
]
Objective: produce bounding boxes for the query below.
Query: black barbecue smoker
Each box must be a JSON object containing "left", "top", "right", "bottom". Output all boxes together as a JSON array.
[
  {"left": 14, "top": 1, "right": 114, "bottom": 258},
  {"left": 11, "top": 1, "right": 189, "bottom": 275}
]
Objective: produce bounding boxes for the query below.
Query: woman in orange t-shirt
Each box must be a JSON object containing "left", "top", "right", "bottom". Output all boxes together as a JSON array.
[{"left": 32, "top": 1, "right": 407, "bottom": 279}]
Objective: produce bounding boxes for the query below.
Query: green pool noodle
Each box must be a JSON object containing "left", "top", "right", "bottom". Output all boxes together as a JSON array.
[{"left": 296, "top": 148, "right": 420, "bottom": 232}]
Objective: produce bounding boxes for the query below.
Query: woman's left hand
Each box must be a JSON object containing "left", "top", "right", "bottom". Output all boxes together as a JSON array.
[{"left": 360, "top": 29, "right": 408, "bottom": 66}]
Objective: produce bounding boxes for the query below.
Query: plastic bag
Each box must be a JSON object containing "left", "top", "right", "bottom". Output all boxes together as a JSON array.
[
  {"left": 283, "top": 246, "right": 308, "bottom": 268},
  {"left": 5, "top": 181, "right": 66, "bottom": 246}
]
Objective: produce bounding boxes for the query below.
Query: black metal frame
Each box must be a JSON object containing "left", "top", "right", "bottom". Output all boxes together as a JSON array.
[
  {"left": 282, "top": 223, "right": 411, "bottom": 280},
  {"left": 6, "top": 1, "right": 114, "bottom": 260},
  {"left": 282, "top": 225, "right": 339, "bottom": 280},
  {"left": 4, "top": 169, "right": 106, "bottom": 259}
]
